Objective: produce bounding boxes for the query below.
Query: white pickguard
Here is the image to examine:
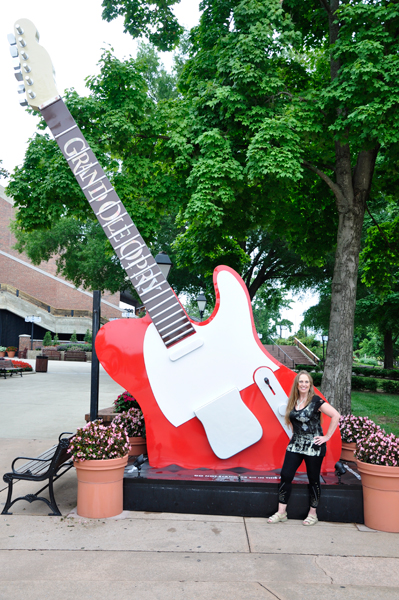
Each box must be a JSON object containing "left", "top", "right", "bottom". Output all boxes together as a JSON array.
[{"left": 143, "top": 269, "right": 279, "bottom": 428}]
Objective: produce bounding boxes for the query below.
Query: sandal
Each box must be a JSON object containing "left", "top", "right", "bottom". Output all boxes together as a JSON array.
[
  {"left": 267, "top": 511, "right": 287, "bottom": 523},
  {"left": 303, "top": 514, "right": 318, "bottom": 526}
]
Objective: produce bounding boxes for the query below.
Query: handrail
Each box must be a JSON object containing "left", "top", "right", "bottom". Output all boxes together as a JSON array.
[
  {"left": 293, "top": 337, "right": 319, "bottom": 364},
  {"left": 0, "top": 283, "right": 109, "bottom": 324},
  {"left": 268, "top": 339, "right": 295, "bottom": 369}
]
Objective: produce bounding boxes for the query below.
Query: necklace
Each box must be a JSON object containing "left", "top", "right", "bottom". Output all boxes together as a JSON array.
[{"left": 296, "top": 398, "right": 307, "bottom": 410}]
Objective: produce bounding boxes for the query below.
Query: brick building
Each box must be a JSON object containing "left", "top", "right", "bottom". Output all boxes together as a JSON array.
[{"left": 0, "top": 183, "right": 123, "bottom": 348}]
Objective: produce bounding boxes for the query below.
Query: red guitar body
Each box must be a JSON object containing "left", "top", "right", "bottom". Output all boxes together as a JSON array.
[{"left": 96, "top": 266, "right": 341, "bottom": 473}]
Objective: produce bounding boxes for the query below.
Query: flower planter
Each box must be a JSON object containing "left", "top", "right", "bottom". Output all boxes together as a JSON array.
[
  {"left": 0, "top": 351, "right": 5, "bottom": 358},
  {"left": 128, "top": 436, "right": 147, "bottom": 457},
  {"left": 7, "top": 351, "right": 16, "bottom": 358},
  {"left": 357, "top": 460, "right": 399, "bottom": 532},
  {"left": 341, "top": 441, "right": 357, "bottom": 462},
  {"left": 74, "top": 454, "right": 128, "bottom": 518}
]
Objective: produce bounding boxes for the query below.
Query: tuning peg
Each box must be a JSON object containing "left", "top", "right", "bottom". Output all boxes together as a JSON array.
[
  {"left": 28, "top": 90, "right": 36, "bottom": 99},
  {"left": 14, "top": 71, "right": 23, "bottom": 82},
  {"left": 22, "top": 63, "right": 31, "bottom": 73},
  {"left": 25, "top": 76, "right": 34, "bottom": 86},
  {"left": 7, "top": 33, "right": 16, "bottom": 45},
  {"left": 9, "top": 46, "right": 18, "bottom": 58},
  {"left": 20, "top": 51, "right": 29, "bottom": 60},
  {"left": 19, "top": 99, "right": 28, "bottom": 107},
  {"left": 17, "top": 84, "right": 25, "bottom": 94},
  {"left": 18, "top": 37, "right": 27, "bottom": 48},
  {"left": 15, "top": 24, "right": 24, "bottom": 35}
]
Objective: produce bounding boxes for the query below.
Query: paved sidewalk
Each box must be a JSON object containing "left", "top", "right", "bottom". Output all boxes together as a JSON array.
[{"left": 0, "top": 362, "right": 398, "bottom": 599}]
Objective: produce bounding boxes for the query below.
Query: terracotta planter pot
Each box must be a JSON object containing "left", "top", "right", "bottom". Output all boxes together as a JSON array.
[
  {"left": 357, "top": 460, "right": 399, "bottom": 532},
  {"left": 74, "top": 454, "right": 128, "bottom": 518},
  {"left": 7, "top": 351, "right": 16, "bottom": 358},
  {"left": 341, "top": 441, "right": 357, "bottom": 462},
  {"left": 0, "top": 351, "right": 5, "bottom": 358},
  {"left": 128, "top": 436, "right": 147, "bottom": 457}
]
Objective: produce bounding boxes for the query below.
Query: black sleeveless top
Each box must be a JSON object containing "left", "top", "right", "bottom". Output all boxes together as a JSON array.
[{"left": 286, "top": 395, "right": 326, "bottom": 457}]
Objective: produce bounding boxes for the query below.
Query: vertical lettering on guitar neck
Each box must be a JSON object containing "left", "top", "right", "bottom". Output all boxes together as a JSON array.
[{"left": 41, "top": 98, "right": 195, "bottom": 347}]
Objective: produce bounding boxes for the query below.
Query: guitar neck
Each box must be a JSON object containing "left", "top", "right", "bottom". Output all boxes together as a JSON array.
[{"left": 41, "top": 98, "right": 195, "bottom": 348}]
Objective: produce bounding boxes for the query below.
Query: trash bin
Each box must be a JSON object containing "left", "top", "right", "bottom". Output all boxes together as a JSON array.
[{"left": 35, "top": 355, "right": 48, "bottom": 373}]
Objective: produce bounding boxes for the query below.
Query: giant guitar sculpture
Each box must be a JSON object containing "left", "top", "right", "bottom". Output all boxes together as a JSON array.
[{"left": 9, "top": 19, "right": 341, "bottom": 471}]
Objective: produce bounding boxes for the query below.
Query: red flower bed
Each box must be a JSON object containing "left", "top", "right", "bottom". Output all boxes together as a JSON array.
[{"left": 11, "top": 360, "right": 33, "bottom": 371}]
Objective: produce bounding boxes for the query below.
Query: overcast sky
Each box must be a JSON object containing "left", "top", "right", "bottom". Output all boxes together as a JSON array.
[
  {"left": 0, "top": 0, "right": 200, "bottom": 178},
  {"left": 0, "top": 0, "right": 317, "bottom": 332}
]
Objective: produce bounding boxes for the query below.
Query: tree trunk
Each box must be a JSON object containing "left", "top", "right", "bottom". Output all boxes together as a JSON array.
[
  {"left": 321, "top": 148, "right": 378, "bottom": 414},
  {"left": 384, "top": 330, "right": 394, "bottom": 369}
]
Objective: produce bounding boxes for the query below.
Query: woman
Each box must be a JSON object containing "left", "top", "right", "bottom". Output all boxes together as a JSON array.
[{"left": 267, "top": 370, "right": 340, "bottom": 526}]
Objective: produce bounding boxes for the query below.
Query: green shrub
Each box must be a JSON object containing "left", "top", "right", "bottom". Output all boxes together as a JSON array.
[
  {"left": 352, "top": 365, "right": 379, "bottom": 377},
  {"left": 351, "top": 376, "right": 378, "bottom": 391},
  {"left": 380, "top": 369, "right": 399, "bottom": 380},
  {"left": 296, "top": 364, "right": 320, "bottom": 373},
  {"left": 70, "top": 330, "right": 78, "bottom": 343},
  {"left": 311, "top": 373, "right": 322, "bottom": 387},
  {"left": 84, "top": 329, "right": 92, "bottom": 344},
  {"left": 42, "top": 331, "right": 53, "bottom": 346},
  {"left": 381, "top": 380, "right": 399, "bottom": 394}
]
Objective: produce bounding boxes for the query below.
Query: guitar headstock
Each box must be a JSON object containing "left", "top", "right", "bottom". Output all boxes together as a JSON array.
[{"left": 8, "top": 18, "right": 59, "bottom": 111}]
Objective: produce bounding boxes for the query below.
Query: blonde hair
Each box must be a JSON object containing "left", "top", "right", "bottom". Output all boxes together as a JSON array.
[{"left": 285, "top": 370, "right": 315, "bottom": 426}]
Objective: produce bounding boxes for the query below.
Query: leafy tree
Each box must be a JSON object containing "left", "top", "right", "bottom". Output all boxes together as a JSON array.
[
  {"left": 0, "top": 160, "right": 8, "bottom": 179},
  {"left": 164, "top": 0, "right": 399, "bottom": 414},
  {"left": 70, "top": 330, "right": 78, "bottom": 343},
  {"left": 101, "top": 0, "right": 184, "bottom": 51},
  {"left": 252, "top": 287, "right": 293, "bottom": 343},
  {"left": 84, "top": 329, "right": 92, "bottom": 344}
]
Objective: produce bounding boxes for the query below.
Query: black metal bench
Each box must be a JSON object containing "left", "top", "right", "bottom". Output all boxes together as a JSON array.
[
  {"left": 0, "top": 359, "right": 23, "bottom": 379},
  {"left": 2, "top": 432, "right": 74, "bottom": 516}
]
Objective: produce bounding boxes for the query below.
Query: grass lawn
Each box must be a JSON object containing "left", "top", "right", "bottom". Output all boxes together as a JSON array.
[{"left": 351, "top": 391, "right": 399, "bottom": 436}]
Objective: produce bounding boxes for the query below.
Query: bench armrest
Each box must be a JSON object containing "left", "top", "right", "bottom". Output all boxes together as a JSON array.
[
  {"left": 58, "top": 432, "right": 74, "bottom": 442},
  {"left": 11, "top": 456, "right": 52, "bottom": 473}
]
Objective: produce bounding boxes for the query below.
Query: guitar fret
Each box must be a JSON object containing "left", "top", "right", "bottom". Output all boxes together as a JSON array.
[
  {"left": 161, "top": 321, "right": 191, "bottom": 339},
  {"left": 67, "top": 147, "right": 90, "bottom": 161},
  {"left": 54, "top": 124, "right": 77, "bottom": 139},
  {"left": 150, "top": 295, "right": 176, "bottom": 313},
  {"left": 111, "top": 226, "right": 139, "bottom": 242},
  {"left": 132, "top": 260, "right": 158, "bottom": 279},
  {"left": 165, "top": 329, "right": 195, "bottom": 346},
  {"left": 139, "top": 286, "right": 169, "bottom": 306},
  {"left": 89, "top": 188, "right": 114, "bottom": 203},
  {"left": 105, "top": 212, "right": 128, "bottom": 228},
  {"left": 120, "top": 252, "right": 151, "bottom": 271},
  {"left": 114, "top": 232, "right": 141, "bottom": 250},
  {"left": 131, "top": 271, "right": 159, "bottom": 286},
  {"left": 82, "top": 174, "right": 107, "bottom": 191},
  {"left": 155, "top": 308, "right": 184, "bottom": 327},
  {"left": 158, "top": 315, "right": 187, "bottom": 334},
  {"left": 76, "top": 162, "right": 99, "bottom": 176}
]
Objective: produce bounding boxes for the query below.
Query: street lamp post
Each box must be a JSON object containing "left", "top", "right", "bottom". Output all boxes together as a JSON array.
[
  {"left": 24, "top": 315, "right": 42, "bottom": 349},
  {"left": 196, "top": 293, "right": 207, "bottom": 321}
]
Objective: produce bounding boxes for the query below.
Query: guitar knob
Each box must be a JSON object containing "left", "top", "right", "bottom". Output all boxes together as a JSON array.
[
  {"left": 18, "top": 37, "right": 27, "bottom": 47},
  {"left": 15, "top": 24, "right": 24, "bottom": 35}
]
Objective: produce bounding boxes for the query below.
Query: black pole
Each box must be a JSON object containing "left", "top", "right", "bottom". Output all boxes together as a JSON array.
[
  {"left": 31, "top": 321, "right": 34, "bottom": 350},
  {"left": 90, "top": 291, "right": 101, "bottom": 421}
]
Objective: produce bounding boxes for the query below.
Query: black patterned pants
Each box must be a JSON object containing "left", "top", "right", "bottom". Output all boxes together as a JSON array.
[{"left": 278, "top": 450, "right": 324, "bottom": 509}]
